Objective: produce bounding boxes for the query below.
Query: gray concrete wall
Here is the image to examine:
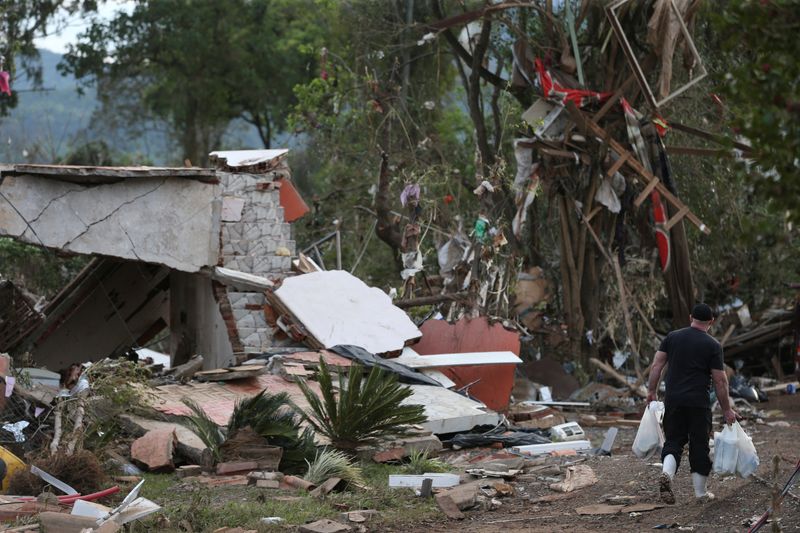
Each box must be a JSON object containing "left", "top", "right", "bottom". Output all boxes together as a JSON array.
[
  {"left": 169, "top": 271, "right": 235, "bottom": 369},
  {"left": 0, "top": 175, "right": 220, "bottom": 272}
]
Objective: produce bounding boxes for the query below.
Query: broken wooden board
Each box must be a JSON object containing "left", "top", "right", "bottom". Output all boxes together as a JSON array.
[
  {"left": 271, "top": 270, "right": 421, "bottom": 354},
  {"left": 575, "top": 502, "right": 665, "bottom": 515}
]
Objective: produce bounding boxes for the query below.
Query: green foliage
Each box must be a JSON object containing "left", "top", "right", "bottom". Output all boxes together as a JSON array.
[
  {"left": 181, "top": 400, "right": 225, "bottom": 463},
  {"left": 0, "top": 238, "right": 88, "bottom": 298},
  {"left": 297, "top": 358, "right": 427, "bottom": 450},
  {"left": 711, "top": 0, "right": 800, "bottom": 221},
  {"left": 403, "top": 449, "right": 450, "bottom": 475},
  {"left": 0, "top": 1, "right": 94, "bottom": 116},
  {"left": 181, "top": 390, "right": 315, "bottom": 472},
  {"left": 228, "top": 390, "right": 316, "bottom": 473},
  {"left": 303, "top": 448, "right": 365, "bottom": 486},
  {"left": 61, "top": 0, "right": 327, "bottom": 163}
]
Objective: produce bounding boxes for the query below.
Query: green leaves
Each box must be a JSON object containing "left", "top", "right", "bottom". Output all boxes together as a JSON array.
[
  {"left": 303, "top": 448, "right": 365, "bottom": 486},
  {"left": 181, "top": 399, "right": 225, "bottom": 463},
  {"left": 227, "top": 390, "right": 316, "bottom": 473},
  {"left": 182, "top": 390, "right": 316, "bottom": 472},
  {"left": 710, "top": 0, "right": 800, "bottom": 221},
  {"left": 297, "top": 357, "right": 427, "bottom": 450},
  {"left": 60, "top": 0, "right": 327, "bottom": 163}
]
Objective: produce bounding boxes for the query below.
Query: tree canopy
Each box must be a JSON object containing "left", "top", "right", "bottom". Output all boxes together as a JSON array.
[{"left": 60, "top": 0, "right": 326, "bottom": 164}]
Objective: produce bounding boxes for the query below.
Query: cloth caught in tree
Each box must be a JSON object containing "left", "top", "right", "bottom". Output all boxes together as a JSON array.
[
  {"left": 0, "top": 72, "right": 10, "bottom": 96},
  {"left": 534, "top": 58, "right": 612, "bottom": 107}
]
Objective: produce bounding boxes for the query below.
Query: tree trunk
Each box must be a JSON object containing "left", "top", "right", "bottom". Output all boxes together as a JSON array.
[{"left": 558, "top": 195, "right": 585, "bottom": 364}]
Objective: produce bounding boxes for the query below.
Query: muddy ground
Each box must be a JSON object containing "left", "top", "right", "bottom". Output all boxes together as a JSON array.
[{"left": 414, "top": 393, "right": 800, "bottom": 533}]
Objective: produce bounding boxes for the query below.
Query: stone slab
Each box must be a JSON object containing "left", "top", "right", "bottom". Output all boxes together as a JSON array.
[{"left": 131, "top": 428, "right": 176, "bottom": 472}]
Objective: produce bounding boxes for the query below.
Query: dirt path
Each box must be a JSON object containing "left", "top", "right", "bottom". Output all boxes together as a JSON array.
[{"left": 406, "top": 394, "right": 800, "bottom": 533}]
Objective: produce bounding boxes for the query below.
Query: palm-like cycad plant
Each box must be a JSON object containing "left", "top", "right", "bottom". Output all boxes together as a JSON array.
[
  {"left": 227, "top": 391, "right": 316, "bottom": 472},
  {"left": 297, "top": 358, "right": 427, "bottom": 450},
  {"left": 181, "top": 390, "right": 315, "bottom": 472}
]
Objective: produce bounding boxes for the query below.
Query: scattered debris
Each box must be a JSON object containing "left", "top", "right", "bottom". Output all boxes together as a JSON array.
[
  {"left": 298, "top": 518, "right": 352, "bottom": 533},
  {"left": 549, "top": 465, "right": 598, "bottom": 493}
]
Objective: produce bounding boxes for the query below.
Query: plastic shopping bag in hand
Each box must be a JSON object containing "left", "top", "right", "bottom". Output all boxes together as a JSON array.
[
  {"left": 734, "top": 422, "right": 759, "bottom": 478},
  {"left": 713, "top": 423, "right": 739, "bottom": 475},
  {"left": 632, "top": 401, "right": 665, "bottom": 459}
]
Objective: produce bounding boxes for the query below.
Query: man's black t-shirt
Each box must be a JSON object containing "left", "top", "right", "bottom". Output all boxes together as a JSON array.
[{"left": 658, "top": 326, "right": 724, "bottom": 408}]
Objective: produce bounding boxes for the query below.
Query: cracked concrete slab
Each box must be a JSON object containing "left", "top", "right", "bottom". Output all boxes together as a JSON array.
[{"left": 0, "top": 175, "right": 219, "bottom": 272}]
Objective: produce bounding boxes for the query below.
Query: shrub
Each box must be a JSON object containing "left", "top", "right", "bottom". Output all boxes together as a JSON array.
[
  {"left": 303, "top": 448, "right": 365, "bottom": 486},
  {"left": 297, "top": 358, "right": 427, "bottom": 450}
]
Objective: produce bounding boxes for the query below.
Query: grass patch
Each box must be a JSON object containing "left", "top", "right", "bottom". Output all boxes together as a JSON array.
[
  {"left": 402, "top": 449, "right": 451, "bottom": 475},
  {"left": 125, "top": 463, "right": 440, "bottom": 532}
]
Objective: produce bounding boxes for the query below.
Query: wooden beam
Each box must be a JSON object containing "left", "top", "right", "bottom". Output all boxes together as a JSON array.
[
  {"left": 663, "top": 205, "right": 690, "bottom": 231},
  {"left": 605, "top": 4, "right": 658, "bottom": 109},
  {"left": 564, "top": 101, "right": 711, "bottom": 235},
  {"left": 393, "top": 292, "right": 470, "bottom": 309},
  {"left": 669, "top": 122, "right": 753, "bottom": 153},
  {"left": 633, "top": 178, "right": 660, "bottom": 207},
  {"left": 605, "top": 152, "right": 630, "bottom": 178},
  {"left": 585, "top": 205, "right": 603, "bottom": 222}
]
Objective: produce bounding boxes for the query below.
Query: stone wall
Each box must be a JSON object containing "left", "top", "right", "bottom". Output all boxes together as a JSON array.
[{"left": 216, "top": 159, "right": 296, "bottom": 357}]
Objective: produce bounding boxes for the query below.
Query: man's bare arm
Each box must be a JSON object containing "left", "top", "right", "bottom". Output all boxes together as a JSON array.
[
  {"left": 712, "top": 368, "right": 737, "bottom": 424},
  {"left": 646, "top": 350, "right": 668, "bottom": 402}
]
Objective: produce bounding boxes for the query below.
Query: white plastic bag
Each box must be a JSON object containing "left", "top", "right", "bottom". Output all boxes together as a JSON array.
[
  {"left": 632, "top": 401, "right": 665, "bottom": 459},
  {"left": 713, "top": 422, "right": 740, "bottom": 476},
  {"left": 734, "top": 422, "right": 759, "bottom": 478}
]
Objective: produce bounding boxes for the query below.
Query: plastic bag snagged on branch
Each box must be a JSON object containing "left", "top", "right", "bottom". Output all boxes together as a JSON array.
[{"left": 632, "top": 401, "right": 665, "bottom": 459}]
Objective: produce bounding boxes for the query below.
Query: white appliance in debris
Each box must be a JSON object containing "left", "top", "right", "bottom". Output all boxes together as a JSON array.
[{"left": 550, "top": 421, "right": 586, "bottom": 442}]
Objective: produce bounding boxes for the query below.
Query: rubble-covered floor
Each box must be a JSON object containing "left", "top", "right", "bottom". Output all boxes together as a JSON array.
[{"left": 410, "top": 393, "right": 800, "bottom": 533}]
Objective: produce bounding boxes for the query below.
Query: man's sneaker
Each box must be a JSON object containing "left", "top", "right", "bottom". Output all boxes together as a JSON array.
[{"left": 659, "top": 472, "right": 676, "bottom": 504}]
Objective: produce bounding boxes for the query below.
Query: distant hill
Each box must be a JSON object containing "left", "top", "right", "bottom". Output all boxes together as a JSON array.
[
  {"left": 0, "top": 49, "right": 101, "bottom": 164},
  {"left": 0, "top": 49, "right": 272, "bottom": 166}
]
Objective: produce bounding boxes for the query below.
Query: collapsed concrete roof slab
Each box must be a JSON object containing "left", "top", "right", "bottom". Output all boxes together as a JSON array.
[
  {"left": 0, "top": 172, "right": 220, "bottom": 272},
  {"left": 270, "top": 271, "right": 422, "bottom": 355},
  {"left": 3, "top": 164, "right": 217, "bottom": 184}
]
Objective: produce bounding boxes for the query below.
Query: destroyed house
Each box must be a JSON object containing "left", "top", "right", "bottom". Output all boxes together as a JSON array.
[{"left": 0, "top": 150, "right": 309, "bottom": 371}]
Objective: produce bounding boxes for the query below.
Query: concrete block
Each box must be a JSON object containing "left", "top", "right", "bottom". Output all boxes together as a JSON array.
[{"left": 131, "top": 428, "right": 177, "bottom": 472}]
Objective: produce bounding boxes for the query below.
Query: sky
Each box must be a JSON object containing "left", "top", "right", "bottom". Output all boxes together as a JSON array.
[{"left": 34, "top": 1, "right": 135, "bottom": 55}]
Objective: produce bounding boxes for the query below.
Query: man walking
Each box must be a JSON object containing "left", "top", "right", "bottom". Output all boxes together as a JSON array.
[{"left": 647, "top": 303, "right": 737, "bottom": 504}]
